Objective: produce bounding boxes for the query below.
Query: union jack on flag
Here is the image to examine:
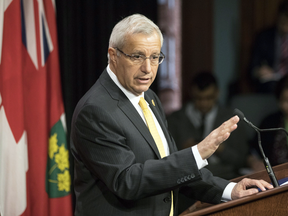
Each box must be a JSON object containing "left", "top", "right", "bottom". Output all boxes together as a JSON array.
[{"left": 0, "top": 0, "right": 72, "bottom": 215}]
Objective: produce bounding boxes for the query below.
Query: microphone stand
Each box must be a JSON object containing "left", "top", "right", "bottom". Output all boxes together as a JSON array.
[
  {"left": 255, "top": 130, "right": 279, "bottom": 187},
  {"left": 243, "top": 116, "right": 281, "bottom": 187},
  {"left": 234, "top": 109, "right": 287, "bottom": 187},
  {"left": 257, "top": 127, "right": 288, "bottom": 187}
]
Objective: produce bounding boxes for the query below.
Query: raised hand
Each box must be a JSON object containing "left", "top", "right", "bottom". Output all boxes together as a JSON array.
[{"left": 197, "top": 115, "right": 239, "bottom": 160}]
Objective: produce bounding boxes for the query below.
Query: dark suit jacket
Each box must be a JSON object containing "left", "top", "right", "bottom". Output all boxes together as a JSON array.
[
  {"left": 70, "top": 70, "right": 230, "bottom": 216},
  {"left": 167, "top": 104, "right": 249, "bottom": 180}
]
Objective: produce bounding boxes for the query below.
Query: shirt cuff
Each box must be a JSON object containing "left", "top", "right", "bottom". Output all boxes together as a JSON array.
[
  {"left": 221, "top": 182, "right": 237, "bottom": 202},
  {"left": 191, "top": 145, "right": 208, "bottom": 169}
]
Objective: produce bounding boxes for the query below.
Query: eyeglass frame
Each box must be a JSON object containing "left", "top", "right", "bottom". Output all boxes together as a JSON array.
[{"left": 114, "top": 47, "right": 165, "bottom": 65}]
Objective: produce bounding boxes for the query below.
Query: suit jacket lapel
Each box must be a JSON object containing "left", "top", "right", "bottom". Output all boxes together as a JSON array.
[
  {"left": 145, "top": 93, "right": 176, "bottom": 154},
  {"left": 99, "top": 70, "right": 162, "bottom": 158}
]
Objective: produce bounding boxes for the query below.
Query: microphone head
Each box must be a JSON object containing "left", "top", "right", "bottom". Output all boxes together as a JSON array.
[{"left": 233, "top": 108, "right": 245, "bottom": 121}]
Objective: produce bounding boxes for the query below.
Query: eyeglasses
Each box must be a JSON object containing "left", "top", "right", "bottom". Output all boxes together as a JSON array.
[{"left": 115, "top": 48, "right": 165, "bottom": 66}]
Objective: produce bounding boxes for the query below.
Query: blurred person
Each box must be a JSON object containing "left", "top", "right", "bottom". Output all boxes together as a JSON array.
[
  {"left": 249, "top": 74, "right": 288, "bottom": 170},
  {"left": 249, "top": 0, "right": 288, "bottom": 93},
  {"left": 167, "top": 72, "right": 249, "bottom": 180}
]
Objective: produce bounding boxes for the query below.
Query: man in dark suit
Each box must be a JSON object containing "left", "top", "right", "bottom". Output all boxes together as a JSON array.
[
  {"left": 70, "top": 14, "right": 272, "bottom": 216},
  {"left": 167, "top": 72, "right": 248, "bottom": 180},
  {"left": 250, "top": 0, "right": 288, "bottom": 93}
]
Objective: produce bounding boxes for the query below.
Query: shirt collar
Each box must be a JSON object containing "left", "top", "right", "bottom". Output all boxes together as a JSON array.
[
  {"left": 185, "top": 102, "right": 218, "bottom": 127},
  {"left": 106, "top": 65, "right": 144, "bottom": 106}
]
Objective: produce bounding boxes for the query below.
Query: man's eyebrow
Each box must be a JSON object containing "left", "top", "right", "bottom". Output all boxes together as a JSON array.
[
  {"left": 132, "top": 50, "right": 145, "bottom": 55},
  {"left": 132, "top": 50, "right": 160, "bottom": 55}
]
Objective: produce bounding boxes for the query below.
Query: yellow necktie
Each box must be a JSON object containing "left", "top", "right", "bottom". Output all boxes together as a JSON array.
[{"left": 138, "top": 97, "right": 174, "bottom": 216}]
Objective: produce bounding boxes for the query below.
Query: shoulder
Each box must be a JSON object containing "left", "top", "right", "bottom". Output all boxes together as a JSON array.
[
  {"left": 261, "top": 111, "right": 282, "bottom": 127},
  {"left": 167, "top": 104, "right": 188, "bottom": 119},
  {"left": 72, "top": 70, "right": 123, "bottom": 122}
]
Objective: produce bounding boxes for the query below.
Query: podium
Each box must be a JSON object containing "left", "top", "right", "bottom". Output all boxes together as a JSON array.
[{"left": 180, "top": 162, "right": 288, "bottom": 216}]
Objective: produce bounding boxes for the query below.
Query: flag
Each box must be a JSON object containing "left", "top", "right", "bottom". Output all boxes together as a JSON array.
[{"left": 0, "top": 0, "right": 72, "bottom": 215}]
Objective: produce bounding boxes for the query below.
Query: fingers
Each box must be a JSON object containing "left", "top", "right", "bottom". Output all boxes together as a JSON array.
[
  {"left": 242, "top": 178, "right": 273, "bottom": 192},
  {"left": 197, "top": 116, "right": 239, "bottom": 160},
  {"left": 214, "top": 116, "right": 239, "bottom": 141},
  {"left": 217, "top": 115, "right": 239, "bottom": 142},
  {"left": 253, "top": 179, "right": 274, "bottom": 191},
  {"left": 221, "top": 116, "right": 239, "bottom": 134},
  {"left": 228, "top": 115, "right": 239, "bottom": 131},
  {"left": 231, "top": 178, "right": 273, "bottom": 200}
]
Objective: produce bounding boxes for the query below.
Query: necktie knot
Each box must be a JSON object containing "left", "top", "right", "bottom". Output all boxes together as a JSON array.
[{"left": 139, "top": 97, "right": 148, "bottom": 110}]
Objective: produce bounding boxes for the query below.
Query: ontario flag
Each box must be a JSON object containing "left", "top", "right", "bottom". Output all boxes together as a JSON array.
[{"left": 0, "top": 0, "right": 72, "bottom": 216}]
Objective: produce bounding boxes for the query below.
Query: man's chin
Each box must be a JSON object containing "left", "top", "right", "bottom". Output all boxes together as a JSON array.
[{"left": 133, "top": 87, "right": 150, "bottom": 95}]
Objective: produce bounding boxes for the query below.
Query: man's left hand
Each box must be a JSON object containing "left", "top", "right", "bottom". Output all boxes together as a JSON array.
[{"left": 231, "top": 178, "right": 274, "bottom": 200}]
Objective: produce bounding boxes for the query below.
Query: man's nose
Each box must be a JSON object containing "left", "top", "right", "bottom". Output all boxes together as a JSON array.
[{"left": 141, "top": 58, "right": 152, "bottom": 73}]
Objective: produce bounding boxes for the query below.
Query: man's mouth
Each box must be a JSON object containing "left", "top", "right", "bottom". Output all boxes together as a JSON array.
[
  {"left": 139, "top": 77, "right": 149, "bottom": 80},
  {"left": 137, "top": 77, "right": 150, "bottom": 84}
]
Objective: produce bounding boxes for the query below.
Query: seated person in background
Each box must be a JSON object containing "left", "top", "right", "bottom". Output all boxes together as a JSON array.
[
  {"left": 167, "top": 72, "right": 249, "bottom": 180},
  {"left": 249, "top": 74, "right": 288, "bottom": 169},
  {"left": 249, "top": 0, "right": 288, "bottom": 93}
]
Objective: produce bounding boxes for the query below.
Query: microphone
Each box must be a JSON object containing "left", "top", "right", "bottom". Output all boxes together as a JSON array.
[
  {"left": 234, "top": 108, "right": 280, "bottom": 187},
  {"left": 234, "top": 109, "right": 288, "bottom": 135}
]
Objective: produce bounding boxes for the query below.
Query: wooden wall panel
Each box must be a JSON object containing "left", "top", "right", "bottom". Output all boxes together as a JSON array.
[
  {"left": 181, "top": 0, "right": 213, "bottom": 103},
  {"left": 239, "top": 0, "right": 282, "bottom": 93}
]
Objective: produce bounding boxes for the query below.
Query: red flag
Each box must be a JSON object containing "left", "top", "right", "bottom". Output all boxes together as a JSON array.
[{"left": 0, "top": 0, "right": 72, "bottom": 215}]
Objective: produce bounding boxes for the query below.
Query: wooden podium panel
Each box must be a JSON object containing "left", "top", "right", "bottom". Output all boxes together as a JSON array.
[{"left": 180, "top": 162, "right": 288, "bottom": 216}]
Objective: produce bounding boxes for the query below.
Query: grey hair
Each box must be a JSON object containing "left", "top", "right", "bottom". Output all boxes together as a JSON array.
[{"left": 107, "top": 14, "right": 163, "bottom": 62}]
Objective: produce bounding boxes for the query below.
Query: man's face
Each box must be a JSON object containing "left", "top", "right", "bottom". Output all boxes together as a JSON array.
[
  {"left": 192, "top": 85, "right": 219, "bottom": 114},
  {"left": 110, "top": 32, "right": 161, "bottom": 96}
]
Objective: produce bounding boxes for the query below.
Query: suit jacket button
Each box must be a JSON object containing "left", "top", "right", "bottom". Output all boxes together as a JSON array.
[
  {"left": 184, "top": 176, "right": 188, "bottom": 181},
  {"left": 163, "top": 197, "right": 171, "bottom": 203},
  {"left": 190, "top": 174, "right": 195, "bottom": 178},
  {"left": 177, "top": 179, "right": 181, "bottom": 184}
]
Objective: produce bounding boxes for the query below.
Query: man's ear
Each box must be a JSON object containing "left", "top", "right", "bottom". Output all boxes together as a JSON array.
[{"left": 108, "top": 47, "right": 117, "bottom": 63}]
